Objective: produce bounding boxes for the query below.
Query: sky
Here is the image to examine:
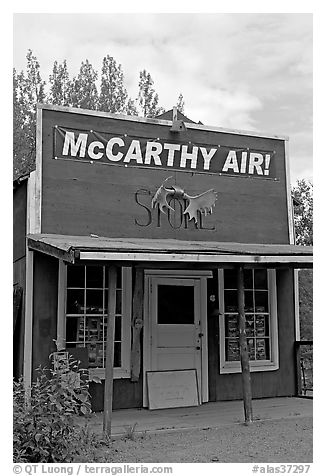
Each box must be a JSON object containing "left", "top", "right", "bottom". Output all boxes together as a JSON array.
[{"left": 12, "top": 12, "right": 313, "bottom": 185}]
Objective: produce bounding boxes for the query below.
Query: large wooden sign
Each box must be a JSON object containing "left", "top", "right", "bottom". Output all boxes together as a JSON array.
[
  {"left": 36, "top": 105, "right": 291, "bottom": 244},
  {"left": 54, "top": 126, "right": 276, "bottom": 178}
]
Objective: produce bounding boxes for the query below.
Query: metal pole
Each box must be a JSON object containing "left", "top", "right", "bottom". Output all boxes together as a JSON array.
[
  {"left": 237, "top": 266, "right": 253, "bottom": 423},
  {"left": 103, "top": 265, "right": 117, "bottom": 436}
]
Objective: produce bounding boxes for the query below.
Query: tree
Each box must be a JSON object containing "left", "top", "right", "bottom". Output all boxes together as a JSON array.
[
  {"left": 125, "top": 98, "right": 139, "bottom": 116},
  {"left": 69, "top": 60, "right": 99, "bottom": 110},
  {"left": 99, "top": 55, "right": 128, "bottom": 113},
  {"left": 48, "top": 60, "right": 72, "bottom": 106},
  {"left": 176, "top": 93, "right": 185, "bottom": 114},
  {"left": 137, "top": 70, "right": 165, "bottom": 118},
  {"left": 292, "top": 179, "right": 313, "bottom": 341},
  {"left": 13, "top": 51, "right": 168, "bottom": 178},
  {"left": 292, "top": 179, "right": 313, "bottom": 245},
  {"left": 13, "top": 50, "right": 46, "bottom": 179}
]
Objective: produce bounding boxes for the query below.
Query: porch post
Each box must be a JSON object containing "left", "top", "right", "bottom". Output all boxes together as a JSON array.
[
  {"left": 131, "top": 268, "right": 144, "bottom": 382},
  {"left": 237, "top": 266, "right": 253, "bottom": 423},
  {"left": 103, "top": 265, "right": 117, "bottom": 436}
]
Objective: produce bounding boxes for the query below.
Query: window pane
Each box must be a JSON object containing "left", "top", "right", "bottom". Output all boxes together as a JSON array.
[
  {"left": 67, "top": 265, "right": 85, "bottom": 288},
  {"left": 224, "top": 290, "right": 238, "bottom": 312},
  {"left": 245, "top": 290, "right": 254, "bottom": 312},
  {"left": 244, "top": 269, "right": 253, "bottom": 289},
  {"left": 87, "top": 342, "right": 101, "bottom": 367},
  {"left": 85, "top": 317, "right": 101, "bottom": 341},
  {"left": 116, "top": 289, "right": 122, "bottom": 315},
  {"left": 247, "top": 338, "right": 255, "bottom": 359},
  {"left": 157, "top": 285, "right": 194, "bottom": 324},
  {"left": 226, "top": 339, "right": 240, "bottom": 361},
  {"left": 86, "top": 266, "right": 104, "bottom": 288},
  {"left": 224, "top": 269, "right": 237, "bottom": 289},
  {"left": 116, "top": 267, "right": 122, "bottom": 289},
  {"left": 254, "top": 269, "right": 268, "bottom": 290},
  {"left": 255, "top": 314, "right": 269, "bottom": 337},
  {"left": 66, "top": 289, "right": 84, "bottom": 314},
  {"left": 114, "top": 342, "right": 122, "bottom": 367},
  {"left": 246, "top": 315, "right": 255, "bottom": 337},
  {"left": 115, "top": 315, "right": 121, "bottom": 341},
  {"left": 225, "top": 315, "right": 238, "bottom": 338},
  {"left": 66, "top": 316, "right": 82, "bottom": 342},
  {"left": 86, "top": 290, "right": 104, "bottom": 313},
  {"left": 255, "top": 291, "right": 269, "bottom": 312},
  {"left": 256, "top": 339, "right": 270, "bottom": 360}
]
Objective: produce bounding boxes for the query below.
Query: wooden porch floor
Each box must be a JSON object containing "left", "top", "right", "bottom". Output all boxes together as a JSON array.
[{"left": 81, "top": 397, "right": 312, "bottom": 437}]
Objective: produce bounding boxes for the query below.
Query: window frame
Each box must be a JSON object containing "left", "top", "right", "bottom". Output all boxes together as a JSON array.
[
  {"left": 57, "top": 260, "right": 132, "bottom": 379},
  {"left": 218, "top": 268, "right": 279, "bottom": 374}
]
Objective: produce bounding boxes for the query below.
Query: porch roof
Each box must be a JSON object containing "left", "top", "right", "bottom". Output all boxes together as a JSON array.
[{"left": 27, "top": 233, "right": 313, "bottom": 267}]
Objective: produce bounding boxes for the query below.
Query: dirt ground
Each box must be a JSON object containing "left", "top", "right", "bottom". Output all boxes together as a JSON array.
[{"left": 76, "top": 416, "right": 313, "bottom": 463}]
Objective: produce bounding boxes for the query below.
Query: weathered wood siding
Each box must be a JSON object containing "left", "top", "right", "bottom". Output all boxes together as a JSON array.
[
  {"left": 13, "top": 258, "right": 26, "bottom": 379},
  {"left": 39, "top": 108, "right": 290, "bottom": 244},
  {"left": 13, "top": 181, "right": 28, "bottom": 378},
  {"left": 90, "top": 379, "right": 143, "bottom": 412},
  {"left": 13, "top": 181, "right": 27, "bottom": 262},
  {"left": 32, "top": 252, "right": 58, "bottom": 377}
]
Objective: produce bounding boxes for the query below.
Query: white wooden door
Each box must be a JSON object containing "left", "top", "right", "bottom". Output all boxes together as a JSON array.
[{"left": 149, "top": 277, "right": 203, "bottom": 401}]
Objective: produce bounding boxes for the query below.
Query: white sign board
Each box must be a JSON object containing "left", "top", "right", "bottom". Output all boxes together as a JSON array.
[{"left": 147, "top": 369, "right": 199, "bottom": 410}]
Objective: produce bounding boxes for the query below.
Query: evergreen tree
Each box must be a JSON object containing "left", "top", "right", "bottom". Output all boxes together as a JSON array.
[
  {"left": 137, "top": 70, "right": 165, "bottom": 118},
  {"left": 99, "top": 55, "right": 128, "bottom": 113}
]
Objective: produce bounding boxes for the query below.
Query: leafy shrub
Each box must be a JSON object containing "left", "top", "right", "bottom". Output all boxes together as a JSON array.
[{"left": 13, "top": 354, "right": 93, "bottom": 463}]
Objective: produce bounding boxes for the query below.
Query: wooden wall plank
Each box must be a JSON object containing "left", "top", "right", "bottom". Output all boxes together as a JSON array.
[
  {"left": 13, "top": 258, "right": 26, "bottom": 380},
  {"left": 13, "top": 181, "right": 27, "bottom": 262}
]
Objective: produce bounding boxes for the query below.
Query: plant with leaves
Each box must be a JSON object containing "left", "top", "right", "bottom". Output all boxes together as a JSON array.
[
  {"left": 292, "top": 179, "right": 313, "bottom": 246},
  {"left": 69, "top": 60, "right": 99, "bottom": 110},
  {"left": 292, "top": 179, "right": 313, "bottom": 343},
  {"left": 99, "top": 55, "right": 128, "bottom": 113},
  {"left": 125, "top": 97, "right": 139, "bottom": 116},
  {"left": 176, "top": 93, "right": 185, "bottom": 114},
  {"left": 137, "top": 70, "right": 165, "bottom": 118},
  {"left": 48, "top": 60, "right": 72, "bottom": 106},
  {"left": 13, "top": 354, "right": 92, "bottom": 463},
  {"left": 13, "top": 50, "right": 46, "bottom": 179}
]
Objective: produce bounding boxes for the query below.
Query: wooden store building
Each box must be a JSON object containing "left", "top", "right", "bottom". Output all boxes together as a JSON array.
[{"left": 13, "top": 104, "right": 313, "bottom": 412}]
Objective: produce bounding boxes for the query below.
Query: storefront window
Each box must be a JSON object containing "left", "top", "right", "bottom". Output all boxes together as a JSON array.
[
  {"left": 61, "top": 265, "right": 132, "bottom": 378},
  {"left": 218, "top": 268, "right": 278, "bottom": 373}
]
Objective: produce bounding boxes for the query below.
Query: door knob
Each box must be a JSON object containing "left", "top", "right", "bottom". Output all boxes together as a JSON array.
[
  {"left": 198, "top": 333, "right": 204, "bottom": 338},
  {"left": 196, "top": 346, "right": 201, "bottom": 350}
]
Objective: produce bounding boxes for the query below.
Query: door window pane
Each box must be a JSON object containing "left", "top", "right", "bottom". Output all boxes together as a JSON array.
[{"left": 157, "top": 285, "right": 194, "bottom": 324}]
